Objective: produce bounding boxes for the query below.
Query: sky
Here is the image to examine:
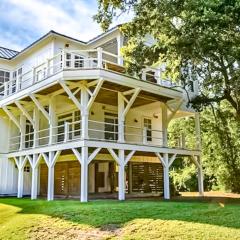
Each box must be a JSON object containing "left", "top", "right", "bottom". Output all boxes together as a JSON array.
[{"left": 0, "top": 0, "right": 131, "bottom": 51}]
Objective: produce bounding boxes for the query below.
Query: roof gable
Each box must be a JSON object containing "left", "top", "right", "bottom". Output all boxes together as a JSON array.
[{"left": 0, "top": 25, "right": 122, "bottom": 61}]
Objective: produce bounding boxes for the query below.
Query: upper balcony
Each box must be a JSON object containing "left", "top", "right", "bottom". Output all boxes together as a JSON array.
[{"left": 0, "top": 48, "right": 198, "bottom": 101}]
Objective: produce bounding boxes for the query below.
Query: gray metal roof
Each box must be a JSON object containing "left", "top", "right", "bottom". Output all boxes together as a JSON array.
[{"left": 0, "top": 46, "right": 19, "bottom": 59}]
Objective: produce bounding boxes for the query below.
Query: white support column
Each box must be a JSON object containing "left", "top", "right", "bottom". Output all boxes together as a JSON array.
[
  {"left": 81, "top": 85, "right": 89, "bottom": 140},
  {"left": 191, "top": 155, "right": 204, "bottom": 196},
  {"left": 17, "top": 159, "right": 24, "bottom": 198},
  {"left": 31, "top": 166, "right": 38, "bottom": 200},
  {"left": 47, "top": 164, "right": 54, "bottom": 201},
  {"left": 163, "top": 153, "right": 170, "bottom": 199},
  {"left": 81, "top": 146, "right": 88, "bottom": 202},
  {"left": 118, "top": 149, "right": 125, "bottom": 200},
  {"left": 20, "top": 114, "right": 26, "bottom": 150},
  {"left": 128, "top": 162, "right": 133, "bottom": 194},
  {"left": 30, "top": 154, "right": 41, "bottom": 200},
  {"left": 107, "top": 148, "right": 135, "bottom": 201},
  {"left": 72, "top": 147, "right": 99, "bottom": 202},
  {"left": 43, "top": 151, "right": 61, "bottom": 201},
  {"left": 118, "top": 92, "right": 125, "bottom": 142},
  {"left": 33, "top": 107, "right": 40, "bottom": 148},
  {"left": 14, "top": 156, "right": 27, "bottom": 198},
  {"left": 195, "top": 112, "right": 201, "bottom": 150},
  {"left": 162, "top": 104, "right": 168, "bottom": 147},
  {"left": 117, "top": 34, "right": 124, "bottom": 65},
  {"left": 198, "top": 162, "right": 204, "bottom": 196},
  {"left": 49, "top": 97, "right": 57, "bottom": 145}
]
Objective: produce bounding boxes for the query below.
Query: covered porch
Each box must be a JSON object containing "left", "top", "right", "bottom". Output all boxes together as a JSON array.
[{"left": 9, "top": 144, "right": 203, "bottom": 202}]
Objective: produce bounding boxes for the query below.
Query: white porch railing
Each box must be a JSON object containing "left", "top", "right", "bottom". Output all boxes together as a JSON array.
[
  {"left": 0, "top": 48, "right": 180, "bottom": 98},
  {"left": 9, "top": 119, "right": 197, "bottom": 152}
]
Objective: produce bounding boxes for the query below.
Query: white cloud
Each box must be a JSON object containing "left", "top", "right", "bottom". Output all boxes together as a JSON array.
[{"left": 0, "top": 0, "right": 133, "bottom": 51}]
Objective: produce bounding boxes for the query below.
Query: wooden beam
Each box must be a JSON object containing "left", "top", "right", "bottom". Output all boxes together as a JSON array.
[
  {"left": 42, "top": 153, "right": 49, "bottom": 167},
  {"left": 125, "top": 150, "right": 135, "bottom": 165},
  {"left": 13, "top": 157, "right": 20, "bottom": 169},
  {"left": 72, "top": 148, "right": 82, "bottom": 164},
  {"left": 51, "top": 151, "right": 61, "bottom": 167},
  {"left": 88, "top": 147, "right": 101, "bottom": 164},
  {"left": 59, "top": 81, "right": 83, "bottom": 112},
  {"left": 15, "top": 101, "right": 34, "bottom": 125},
  {"left": 107, "top": 148, "right": 120, "bottom": 164},
  {"left": 166, "top": 100, "right": 184, "bottom": 124},
  {"left": 3, "top": 106, "right": 21, "bottom": 130},
  {"left": 30, "top": 94, "right": 50, "bottom": 122},
  {"left": 191, "top": 155, "right": 200, "bottom": 169},
  {"left": 87, "top": 78, "right": 104, "bottom": 111},
  {"left": 123, "top": 88, "right": 141, "bottom": 118},
  {"left": 155, "top": 152, "right": 166, "bottom": 168},
  {"left": 87, "top": 79, "right": 100, "bottom": 88},
  {"left": 169, "top": 154, "right": 177, "bottom": 167}
]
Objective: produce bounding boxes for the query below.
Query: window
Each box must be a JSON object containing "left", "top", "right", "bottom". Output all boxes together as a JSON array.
[
  {"left": 104, "top": 112, "right": 118, "bottom": 141},
  {"left": 144, "top": 118, "right": 152, "bottom": 142},
  {"left": 65, "top": 53, "right": 71, "bottom": 67},
  {"left": 74, "top": 55, "right": 84, "bottom": 68},
  {"left": 0, "top": 70, "right": 10, "bottom": 95},
  {"left": 24, "top": 166, "right": 30, "bottom": 172},
  {"left": 25, "top": 120, "right": 34, "bottom": 148}
]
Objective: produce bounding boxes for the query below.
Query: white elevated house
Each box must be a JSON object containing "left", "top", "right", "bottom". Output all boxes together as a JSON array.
[{"left": 0, "top": 26, "right": 203, "bottom": 202}]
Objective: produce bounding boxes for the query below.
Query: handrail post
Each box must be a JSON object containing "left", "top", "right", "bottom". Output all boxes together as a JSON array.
[
  {"left": 97, "top": 47, "right": 103, "bottom": 68},
  {"left": 64, "top": 122, "right": 69, "bottom": 142}
]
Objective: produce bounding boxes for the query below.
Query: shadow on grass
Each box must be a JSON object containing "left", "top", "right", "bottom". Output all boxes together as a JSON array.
[{"left": 1, "top": 196, "right": 240, "bottom": 230}]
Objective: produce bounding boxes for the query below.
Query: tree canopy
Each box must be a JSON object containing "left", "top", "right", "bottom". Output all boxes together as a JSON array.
[
  {"left": 95, "top": 0, "right": 240, "bottom": 117},
  {"left": 95, "top": 0, "right": 240, "bottom": 192}
]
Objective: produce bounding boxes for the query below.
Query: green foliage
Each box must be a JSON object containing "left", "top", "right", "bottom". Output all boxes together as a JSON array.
[
  {"left": 95, "top": 0, "right": 240, "bottom": 193},
  {"left": 201, "top": 102, "right": 240, "bottom": 192},
  {"left": 170, "top": 159, "right": 198, "bottom": 192}
]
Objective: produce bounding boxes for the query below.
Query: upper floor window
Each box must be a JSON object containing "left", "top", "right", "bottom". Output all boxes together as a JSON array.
[
  {"left": 143, "top": 118, "right": 152, "bottom": 142},
  {"left": 0, "top": 70, "right": 10, "bottom": 95}
]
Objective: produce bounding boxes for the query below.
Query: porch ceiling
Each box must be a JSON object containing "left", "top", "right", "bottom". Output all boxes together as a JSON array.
[{"left": 32, "top": 80, "right": 171, "bottom": 108}]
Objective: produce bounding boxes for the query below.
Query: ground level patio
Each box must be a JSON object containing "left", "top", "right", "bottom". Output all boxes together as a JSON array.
[{"left": 0, "top": 193, "right": 240, "bottom": 240}]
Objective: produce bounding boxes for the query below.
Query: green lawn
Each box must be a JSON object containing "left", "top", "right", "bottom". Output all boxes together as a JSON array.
[{"left": 1, "top": 197, "right": 240, "bottom": 240}]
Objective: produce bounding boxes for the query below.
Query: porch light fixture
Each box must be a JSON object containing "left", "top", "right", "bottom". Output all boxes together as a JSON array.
[{"left": 134, "top": 118, "right": 138, "bottom": 123}]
